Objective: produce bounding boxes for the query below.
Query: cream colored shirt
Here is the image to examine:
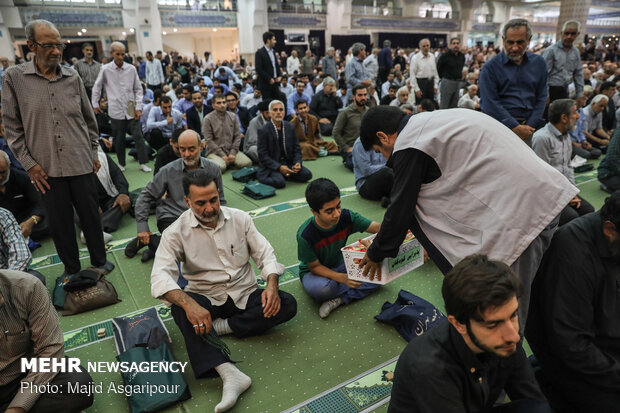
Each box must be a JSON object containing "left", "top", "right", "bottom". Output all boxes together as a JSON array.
[{"left": 151, "top": 207, "right": 285, "bottom": 309}]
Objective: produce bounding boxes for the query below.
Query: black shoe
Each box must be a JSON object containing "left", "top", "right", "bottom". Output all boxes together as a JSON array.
[
  {"left": 601, "top": 183, "right": 612, "bottom": 193},
  {"left": 125, "top": 237, "right": 147, "bottom": 258},
  {"left": 141, "top": 248, "right": 156, "bottom": 263},
  {"left": 95, "top": 260, "right": 115, "bottom": 274},
  {"left": 381, "top": 196, "right": 391, "bottom": 208}
]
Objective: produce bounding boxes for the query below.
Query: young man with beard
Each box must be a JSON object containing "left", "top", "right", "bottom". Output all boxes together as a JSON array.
[
  {"left": 127, "top": 130, "right": 225, "bottom": 261},
  {"left": 389, "top": 255, "right": 551, "bottom": 413},
  {"left": 332, "top": 84, "right": 369, "bottom": 170},
  {"left": 187, "top": 90, "right": 208, "bottom": 138},
  {"left": 526, "top": 192, "right": 620, "bottom": 412},
  {"left": 533, "top": 99, "right": 594, "bottom": 225},
  {"left": 151, "top": 168, "right": 296, "bottom": 413}
]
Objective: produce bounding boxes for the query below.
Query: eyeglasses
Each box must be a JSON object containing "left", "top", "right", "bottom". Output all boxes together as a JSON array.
[
  {"left": 563, "top": 32, "right": 578, "bottom": 36},
  {"left": 32, "top": 41, "right": 66, "bottom": 50}
]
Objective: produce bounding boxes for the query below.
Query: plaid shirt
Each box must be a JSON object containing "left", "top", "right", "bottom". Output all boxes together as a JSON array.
[
  {"left": 0, "top": 208, "right": 31, "bottom": 271},
  {"left": 73, "top": 58, "right": 101, "bottom": 89}
]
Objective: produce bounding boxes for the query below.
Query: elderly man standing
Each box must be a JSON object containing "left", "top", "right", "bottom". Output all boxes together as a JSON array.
[
  {"left": 321, "top": 47, "right": 337, "bottom": 80},
  {"left": 287, "top": 50, "right": 301, "bottom": 76},
  {"left": 92, "top": 42, "right": 152, "bottom": 172},
  {"left": 151, "top": 168, "right": 296, "bottom": 413},
  {"left": 73, "top": 42, "right": 100, "bottom": 101},
  {"left": 479, "top": 19, "right": 548, "bottom": 142},
  {"left": 410, "top": 38, "right": 439, "bottom": 104},
  {"left": 345, "top": 43, "right": 372, "bottom": 102},
  {"left": 2, "top": 19, "right": 112, "bottom": 277},
  {"left": 543, "top": 20, "right": 584, "bottom": 104}
]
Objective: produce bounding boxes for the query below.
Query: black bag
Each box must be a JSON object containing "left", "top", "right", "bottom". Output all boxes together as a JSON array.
[
  {"left": 375, "top": 289, "right": 446, "bottom": 342},
  {"left": 242, "top": 180, "right": 276, "bottom": 199},
  {"left": 574, "top": 164, "right": 594, "bottom": 173},
  {"left": 232, "top": 166, "right": 258, "bottom": 183}
]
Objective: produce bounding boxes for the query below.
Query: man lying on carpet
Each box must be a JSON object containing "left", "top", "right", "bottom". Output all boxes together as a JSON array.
[
  {"left": 388, "top": 254, "right": 551, "bottom": 413},
  {"left": 150, "top": 168, "right": 297, "bottom": 413},
  {"left": 297, "top": 178, "right": 381, "bottom": 318}
]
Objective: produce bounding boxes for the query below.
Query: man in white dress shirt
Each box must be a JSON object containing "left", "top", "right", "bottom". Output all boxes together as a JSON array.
[
  {"left": 150, "top": 168, "right": 297, "bottom": 413},
  {"left": 409, "top": 38, "right": 439, "bottom": 104}
]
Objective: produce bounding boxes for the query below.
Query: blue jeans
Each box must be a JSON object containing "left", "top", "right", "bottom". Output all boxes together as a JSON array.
[{"left": 301, "top": 262, "right": 380, "bottom": 304}]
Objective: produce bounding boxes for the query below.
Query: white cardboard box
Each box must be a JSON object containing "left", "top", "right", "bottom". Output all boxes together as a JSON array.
[{"left": 341, "top": 231, "right": 424, "bottom": 285}]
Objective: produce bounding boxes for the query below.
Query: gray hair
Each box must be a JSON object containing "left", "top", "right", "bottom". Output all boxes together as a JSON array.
[
  {"left": 592, "top": 94, "right": 609, "bottom": 105},
  {"left": 327, "top": 46, "right": 334, "bottom": 53},
  {"left": 269, "top": 100, "right": 284, "bottom": 111},
  {"left": 562, "top": 20, "right": 581, "bottom": 33},
  {"left": 383, "top": 40, "right": 391, "bottom": 48},
  {"left": 467, "top": 83, "right": 478, "bottom": 91},
  {"left": 323, "top": 76, "right": 336, "bottom": 87},
  {"left": 397, "top": 86, "right": 409, "bottom": 96},
  {"left": 400, "top": 103, "right": 415, "bottom": 112},
  {"left": 548, "top": 98, "right": 575, "bottom": 124},
  {"left": 502, "top": 18, "right": 532, "bottom": 39},
  {"left": 419, "top": 38, "right": 430, "bottom": 47},
  {"left": 25, "top": 19, "right": 58, "bottom": 42},
  {"left": 110, "top": 41, "right": 126, "bottom": 53},
  {"left": 352, "top": 42, "right": 366, "bottom": 57},
  {"left": 0, "top": 150, "right": 10, "bottom": 166}
]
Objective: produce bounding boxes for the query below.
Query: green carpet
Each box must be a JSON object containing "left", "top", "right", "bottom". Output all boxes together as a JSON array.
[{"left": 27, "top": 151, "right": 606, "bottom": 413}]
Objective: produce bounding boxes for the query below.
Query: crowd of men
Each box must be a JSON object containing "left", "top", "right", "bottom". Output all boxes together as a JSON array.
[{"left": 0, "top": 15, "right": 619, "bottom": 413}]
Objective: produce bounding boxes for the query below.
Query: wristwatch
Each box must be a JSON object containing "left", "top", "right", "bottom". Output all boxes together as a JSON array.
[{"left": 31, "top": 216, "right": 38, "bottom": 225}]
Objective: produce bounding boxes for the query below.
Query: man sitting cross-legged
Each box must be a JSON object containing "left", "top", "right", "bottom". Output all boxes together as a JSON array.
[
  {"left": 297, "top": 178, "right": 381, "bottom": 318},
  {"left": 290, "top": 99, "right": 339, "bottom": 161},
  {"left": 151, "top": 168, "right": 297, "bottom": 413},
  {"left": 257, "top": 100, "right": 312, "bottom": 189}
]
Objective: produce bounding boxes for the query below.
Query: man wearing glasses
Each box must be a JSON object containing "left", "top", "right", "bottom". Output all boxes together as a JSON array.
[
  {"left": 543, "top": 20, "right": 585, "bottom": 105},
  {"left": 2, "top": 19, "right": 114, "bottom": 280}
]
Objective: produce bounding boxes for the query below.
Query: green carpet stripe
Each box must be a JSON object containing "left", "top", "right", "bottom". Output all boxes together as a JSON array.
[
  {"left": 574, "top": 170, "right": 597, "bottom": 185},
  {"left": 283, "top": 357, "right": 398, "bottom": 413},
  {"left": 249, "top": 186, "right": 357, "bottom": 218}
]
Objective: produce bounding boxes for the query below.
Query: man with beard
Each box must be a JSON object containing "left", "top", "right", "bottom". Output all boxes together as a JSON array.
[
  {"left": 332, "top": 85, "right": 369, "bottom": 170},
  {"left": 479, "top": 19, "right": 547, "bottom": 142},
  {"left": 436, "top": 37, "right": 465, "bottom": 109},
  {"left": 73, "top": 42, "right": 101, "bottom": 101},
  {"left": 533, "top": 99, "right": 594, "bottom": 225},
  {"left": 309, "top": 77, "right": 342, "bottom": 136},
  {"left": 146, "top": 96, "right": 184, "bottom": 151},
  {"left": 542, "top": 20, "right": 584, "bottom": 104},
  {"left": 389, "top": 255, "right": 550, "bottom": 413},
  {"left": 151, "top": 168, "right": 296, "bottom": 413},
  {"left": 526, "top": 192, "right": 620, "bottom": 412},
  {"left": 127, "top": 130, "right": 225, "bottom": 261}
]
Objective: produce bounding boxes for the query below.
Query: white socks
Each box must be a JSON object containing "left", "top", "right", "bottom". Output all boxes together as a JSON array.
[
  {"left": 213, "top": 318, "right": 233, "bottom": 336},
  {"left": 214, "top": 362, "right": 252, "bottom": 412}
]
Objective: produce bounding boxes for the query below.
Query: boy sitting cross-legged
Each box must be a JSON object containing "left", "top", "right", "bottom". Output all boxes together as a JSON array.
[{"left": 297, "top": 178, "right": 381, "bottom": 318}]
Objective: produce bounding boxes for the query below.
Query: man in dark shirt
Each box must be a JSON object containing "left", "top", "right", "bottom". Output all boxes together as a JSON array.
[
  {"left": 389, "top": 254, "right": 550, "bottom": 413},
  {"left": 526, "top": 193, "right": 620, "bottom": 413},
  {"left": 0, "top": 150, "right": 48, "bottom": 241},
  {"left": 437, "top": 37, "right": 465, "bottom": 109},
  {"left": 153, "top": 127, "right": 182, "bottom": 176},
  {"left": 377, "top": 40, "right": 393, "bottom": 86},
  {"left": 309, "top": 77, "right": 342, "bottom": 136},
  {"left": 479, "top": 19, "right": 548, "bottom": 142}
]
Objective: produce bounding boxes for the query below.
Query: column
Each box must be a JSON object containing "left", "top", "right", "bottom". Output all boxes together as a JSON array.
[
  {"left": 123, "top": 0, "right": 163, "bottom": 56},
  {"left": 556, "top": 0, "right": 591, "bottom": 45},
  {"left": 237, "top": 0, "right": 268, "bottom": 65}
]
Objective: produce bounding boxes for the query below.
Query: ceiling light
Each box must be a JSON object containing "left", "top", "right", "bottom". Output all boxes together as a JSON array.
[
  {"left": 173, "top": 28, "right": 178, "bottom": 32},
  {"left": 81, "top": 28, "right": 87, "bottom": 33},
  {"left": 77, "top": 32, "right": 82, "bottom": 36},
  {"left": 163, "top": 31, "right": 167, "bottom": 35},
  {"left": 213, "top": 28, "right": 217, "bottom": 32},
  {"left": 122, "top": 31, "right": 127, "bottom": 36},
  {"left": 130, "top": 28, "right": 135, "bottom": 33}
]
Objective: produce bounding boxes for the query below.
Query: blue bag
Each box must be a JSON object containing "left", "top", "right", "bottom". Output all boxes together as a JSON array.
[{"left": 374, "top": 289, "right": 446, "bottom": 342}]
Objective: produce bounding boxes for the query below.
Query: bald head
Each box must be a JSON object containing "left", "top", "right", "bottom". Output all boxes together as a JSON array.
[
  {"left": 178, "top": 129, "right": 201, "bottom": 146},
  {"left": 419, "top": 38, "right": 430, "bottom": 55},
  {"left": 110, "top": 41, "right": 126, "bottom": 67}
]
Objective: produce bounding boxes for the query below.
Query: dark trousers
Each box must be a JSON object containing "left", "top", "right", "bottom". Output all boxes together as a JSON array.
[
  {"left": 0, "top": 368, "right": 94, "bottom": 413},
  {"left": 27, "top": 269, "right": 46, "bottom": 285},
  {"left": 145, "top": 129, "right": 168, "bottom": 152},
  {"left": 490, "top": 399, "right": 551, "bottom": 413},
  {"left": 378, "top": 67, "right": 390, "bottom": 87},
  {"left": 319, "top": 121, "right": 334, "bottom": 137},
  {"left": 416, "top": 78, "right": 435, "bottom": 103},
  {"left": 259, "top": 83, "right": 279, "bottom": 101},
  {"left": 110, "top": 118, "right": 149, "bottom": 166},
  {"left": 548, "top": 85, "right": 568, "bottom": 103},
  {"left": 257, "top": 165, "right": 312, "bottom": 189},
  {"left": 75, "top": 195, "right": 125, "bottom": 234},
  {"left": 572, "top": 144, "right": 601, "bottom": 160},
  {"left": 559, "top": 195, "right": 594, "bottom": 226},
  {"left": 599, "top": 174, "right": 620, "bottom": 193},
  {"left": 42, "top": 175, "right": 107, "bottom": 274},
  {"left": 171, "top": 289, "right": 297, "bottom": 378},
  {"left": 147, "top": 83, "right": 162, "bottom": 93},
  {"left": 359, "top": 167, "right": 394, "bottom": 201},
  {"left": 342, "top": 152, "right": 354, "bottom": 170}
]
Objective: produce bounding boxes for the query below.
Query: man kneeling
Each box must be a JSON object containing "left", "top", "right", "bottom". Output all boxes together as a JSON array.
[
  {"left": 389, "top": 255, "right": 550, "bottom": 413},
  {"left": 150, "top": 169, "right": 297, "bottom": 412}
]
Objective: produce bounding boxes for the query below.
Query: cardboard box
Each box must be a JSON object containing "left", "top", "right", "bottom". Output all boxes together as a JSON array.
[{"left": 341, "top": 231, "right": 424, "bottom": 285}]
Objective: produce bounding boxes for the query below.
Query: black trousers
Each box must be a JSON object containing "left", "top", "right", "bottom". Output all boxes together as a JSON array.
[
  {"left": 145, "top": 129, "right": 168, "bottom": 152},
  {"left": 378, "top": 66, "right": 390, "bottom": 87},
  {"left": 171, "top": 289, "right": 297, "bottom": 378},
  {"left": 558, "top": 195, "right": 594, "bottom": 226},
  {"left": 259, "top": 83, "right": 280, "bottom": 101},
  {"left": 548, "top": 85, "right": 568, "bottom": 103},
  {"left": 257, "top": 165, "right": 312, "bottom": 189},
  {"left": 319, "top": 121, "right": 334, "bottom": 137},
  {"left": 359, "top": 167, "right": 394, "bottom": 201},
  {"left": 415, "top": 78, "right": 435, "bottom": 103},
  {"left": 42, "top": 174, "right": 107, "bottom": 274},
  {"left": 110, "top": 118, "right": 149, "bottom": 166},
  {"left": 342, "top": 152, "right": 354, "bottom": 170},
  {"left": 147, "top": 83, "right": 162, "bottom": 93},
  {"left": 0, "top": 367, "right": 94, "bottom": 413},
  {"left": 75, "top": 195, "right": 125, "bottom": 234}
]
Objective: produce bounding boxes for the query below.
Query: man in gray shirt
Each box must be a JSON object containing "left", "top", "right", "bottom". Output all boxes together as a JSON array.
[
  {"left": 72, "top": 42, "right": 100, "bottom": 101},
  {"left": 543, "top": 20, "right": 584, "bottom": 104},
  {"left": 2, "top": 19, "right": 112, "bottom": 277},
  {"left": 532, "top": 99, "right": 593, "bottom": 225},
  {"left": 345, "top": 43, "right": 372, "bottom": 102},
  {"left": 321, "top": 47, "right": 337, "bottom": 80},
  {"left": 128, "top": 130, "right": 225, "bottom": 262}
]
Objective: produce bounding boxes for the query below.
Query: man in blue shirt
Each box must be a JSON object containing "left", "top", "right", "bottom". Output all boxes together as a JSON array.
[
  {"left": 377, "top": 40, "right": 393, "bottom": 87},
  {"left": 569, "top": 100, "right": 602, "bottom": 159},
  {"left": 345, "top": 43, "right": 372, "bottom": 102},
  {"left": 479, "top": 19, "right": 548, "bottom": 142},
  {"left": 352, "top": 137, "right": 393, "bottom": 206},
  {"left": 287, "top": 80, "right": 312, "bottom": 116},
  {"left": 147, "top": 96, "right": 185, "bottom": 150}
]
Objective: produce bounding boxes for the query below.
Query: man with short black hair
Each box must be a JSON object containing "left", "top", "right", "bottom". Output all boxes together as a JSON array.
[
  {"left": 151, "top": 168, "right": 296, "bottom": 413},
  {"left": 437, "top": 37, "right": 465, "bottom": 109},
  {"left": 377, "top": 40, "right": 393, "bottom": 87},
  {"left": 187, "top": 90, "right": 208, "bottom": 138},
  {"left": 173, "top": 85, "right": 195, "bottom": 114},
  {"left": 389, "top": 255, "right": 550, "bottom": 413},
  {"left": 600, "top": 80, "right": 617, "bottom": 132},
  {"left": 333, "top": 84, "right": 369, "bottom": 170},
  {"left": 225, "top": 91, "right": 250, "bottom": 136},
  {"left": 526, "top": 192, "right": 620, "bottom": 412},
  {"left": 73, "top": 42, "right": 100, "bottom": 101},
  {"left": 255, "top": 31, "right": 282, "bottom": 100},
  {"left": 291, "top": 99, "right": 338, "bottom": 160},
  {"left": 287, "top": 80, "right": 312, "bottom": 116},
  {"left": 147, "top": 95, "right": 184, "bottom": 151}
]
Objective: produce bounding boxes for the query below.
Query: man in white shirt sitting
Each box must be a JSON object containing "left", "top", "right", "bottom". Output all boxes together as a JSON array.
[
  {"left": 458, "top": 84, "right": 480, "bottom": 110},
  {"left": 150, "top": 168, "right": 297, "bottom": 413}
]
